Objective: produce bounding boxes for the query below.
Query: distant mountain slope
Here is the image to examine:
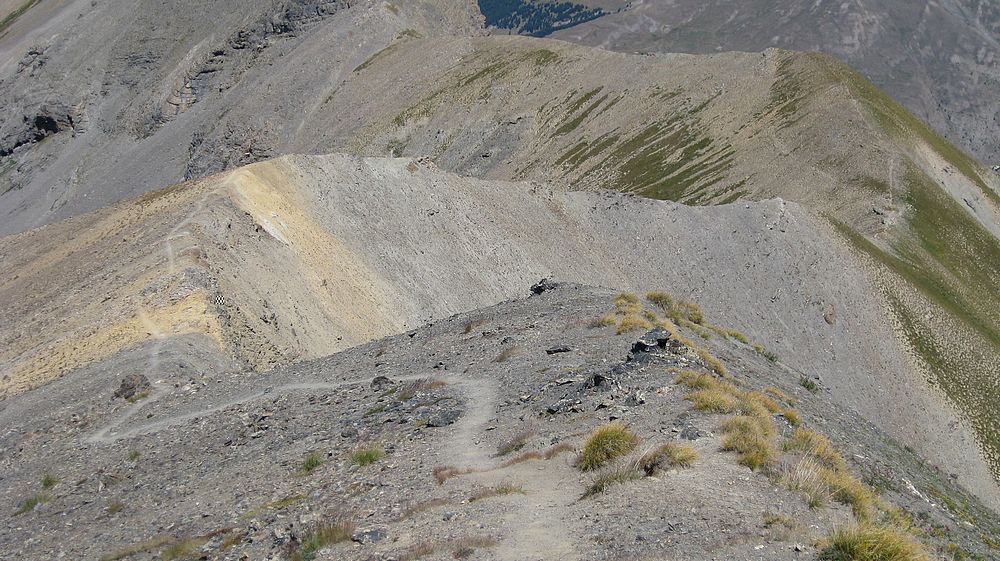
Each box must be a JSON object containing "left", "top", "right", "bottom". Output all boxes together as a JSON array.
[
  {"left": 314, "top": 35, "right": 1000, "bottom": 496},
  {"left": 542, "top": 0, "right": 1000, "bottom": 166}
]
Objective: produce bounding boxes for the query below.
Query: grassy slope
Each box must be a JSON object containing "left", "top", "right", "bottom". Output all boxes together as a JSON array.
[{"left": 774, "top": 52, "right": 1000, "bottom": 475}]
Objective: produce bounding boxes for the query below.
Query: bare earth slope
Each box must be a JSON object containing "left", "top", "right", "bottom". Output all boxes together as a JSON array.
[
  {"left": 2, "top": 284, "right": 998, "bottom": 560},
  {"left": 1, "top": 153, "right": 996, "bottom": 508},
  {"left": 547, "top": 0, "right": 1000, "bottom": 166}
]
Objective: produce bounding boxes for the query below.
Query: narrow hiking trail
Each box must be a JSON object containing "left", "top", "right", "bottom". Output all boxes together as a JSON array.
[
  {"left": 84, "top": 374, "right": 430, "bottom": 444},
  {"left": 84, "top": 369, "right": 584, "bottom": 559},
  {"left": 437, "top": 376, "right": 583, "bottom": 561}
]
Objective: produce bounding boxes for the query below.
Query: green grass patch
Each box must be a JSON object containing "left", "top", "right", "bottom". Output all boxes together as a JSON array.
[
  {"left": 14, "top": 492, "right": 49, "bottom": 515},
  {"left": 300, "top": 452, "right": 324, "bottom": 474},
  {"left": 290, "top": 520, "right": 354, "bottom": 561},
  {"left": 0, "top": 0, "right": 40, "bottom": 37},
  {"left": 351, "top": 443, "right": 385, "bottom": 467}
]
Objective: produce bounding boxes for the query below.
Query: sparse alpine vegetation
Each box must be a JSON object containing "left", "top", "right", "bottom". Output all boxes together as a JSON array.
[
  {"left": 351, "top": 443, "right": 386, "bottom": 467},
  {"left": 579, "top": 422, "right": 639, "bottom": 471},
  {"left": 289, "top": 520, "right": 354, "bottom": 561},
  {"left": 639, "top": 443, "right": 699, "bottom": 475},
  {"left": 820, "top": 523, "right": 931, "bottom": 561}
]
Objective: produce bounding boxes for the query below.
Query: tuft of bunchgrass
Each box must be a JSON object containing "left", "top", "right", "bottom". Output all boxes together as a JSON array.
[
  {"left": 639, "top": 443, "right": 699, "bottom": 475},
  {"left": 300, "top": 452, "right": 324, "bottom": 474},
  {"left": 820, "top": 523, "right": 930, "bottom": 561},
  {"left": 679, "top": 301, "right": 704, "bottom": 324},
  {"left": 784, "top": 428, "right": 847, "bottom": 471},
  {"left": 40, "top": 474, "right": 59, "bottom": 489},
  {"left": 351, "top": 443, "right": 386, "bottom": 467},
  {"left": 765, "top": 386, "right": 795, "bottom": 405},
  {"left": 614, "top": 292, "right": 642, "bottom": 314},
  {"left": 496, "top": 430, "right": 535, "bottom": 457},
  {"left": 645, "top": 291, "right": 674, "bottom": 312},
  {"left": 14, "top": 493, "right": 50, "bottom": 515},
  {"left": 290, "top": 520, "right": 355, "bottom": 561},
  {"left": 782, "top": 408, "right": 803, "bottom": 427},
  {"left": 581, "top": 466, "right": 641, "bottom": 498},
  {"left": 162, "top": 538, "right": 208, "bottom": 561},
  {"left": 579, "top": 422, "right": 639, "bottom": 471},
  {"left": 589, "top": 314, "right": 617, "bottom": 328},
  {"left": 685, "top": 389, "right": 739, "bottom": 413},
  {"left": 617, "top": 313, "right": 652, "bottom": 334},
  {"left": 674, "top": 370, "right": 718, "bottom": 390},
  {"left": 720, "top": 415, "right": 778, "bottom": 471},
  {"left": 469, "top": 482, "right": 525, "bottom": 502}
]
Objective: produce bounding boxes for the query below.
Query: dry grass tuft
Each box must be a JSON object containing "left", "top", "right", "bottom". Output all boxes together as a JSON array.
[
  {"left": 784, "top": 428, "right": 847, "bottom": 471},
  {"left": 822, "top": 469, "right": 877, "bottom": 520},
  {"left": 781, "top": 457, "right": 831, "bottom": 509},
  {"left": 783, "top": 408, "right": 803, "bottom": 427},
  {"left": 674, "top": 370, "right": 718, "bottom": 390},
  {"left": 779, "top": 447, "right": 876, "bottom": 519},
  {"left": 645, "top": 291, "right": 674, "bottom": 312},
  {"left": 432, "top": 465, "right": 477, "bottom": 484},
  {"left": 765, "top": 386, "right": 795, "bottom": 405},
  {"left": 399, "top": 535, "right": 497, "bottom": 561},
  {"left": 678, "top": 300, "right": 704, "bottom": 324},
  {"left": 820, "top": 523, "right": 930, "bottom": 561},
  {"left": 740, "top": 391, "right": 781, "bottom": 414},
  {"left": 589, "top": 314, "right": 617, "bottom": 328},
  {"left": 399, "top": 498, "right": 452, "bottom": 521},
  {"left": 685, "top": 389, "right": 739, "bottom": 413},
  {"left": 542, "top": 442, "right": 576, "bottom": 459},
  {"left": 617, "top": 313, "right": 652, "bottom": 334},
  {"left": 654, "top": 317, "right": 680, "bottom": 338},
  {"left": 469, "top": 482, "right": 525, "bottom": 502},
  {"left": 493, "top": 345, "right": 520, "bottom": 363},
  {"left": 763, "top": 511, "right": 798, "bottom": 529},
  {"left": 579, "top": 422, "right": 639, "bottom": 471},
  {"left": 614, "top": 292, "right": 642, "bottom": 314},
  {"left": 581, "top": 466, "right": 641, "bottom": 498},
  {"left": 695, "top": 346, "right": 728, "bottom": 376},
  {"left": 397, "top": 378, "right": 447, "bottom": 400},
  {"left": 497, "top": 430, "right": 535, "bottom": 457},
  {"left": 720, "top": 415, "right": 778, "bottom": 471},
  {"left": 639, "top": 443, "right": 699, "bottom": 475}
]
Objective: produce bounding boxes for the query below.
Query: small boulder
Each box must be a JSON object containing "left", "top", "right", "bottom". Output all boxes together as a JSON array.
[
  {"left": 632, "top": 327, "right": 672, "bottom": 353},
  {"left": 529, "top": 278, "right": 559, "bottom": 295},
  {"left": 545, "top": 345, "right": 572, "bottom": 355},
  {"left": 624, "top": 390, "right": 646, "bottom": 406},
  {"left": 352, "top": 528, "right": 386, "bottom": 544},
  {"left": 113, "top": 374, "right": 150, "bottom": 400},
  {"left": 370, "top": 376, "right": 394, "bottom": 391}
]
